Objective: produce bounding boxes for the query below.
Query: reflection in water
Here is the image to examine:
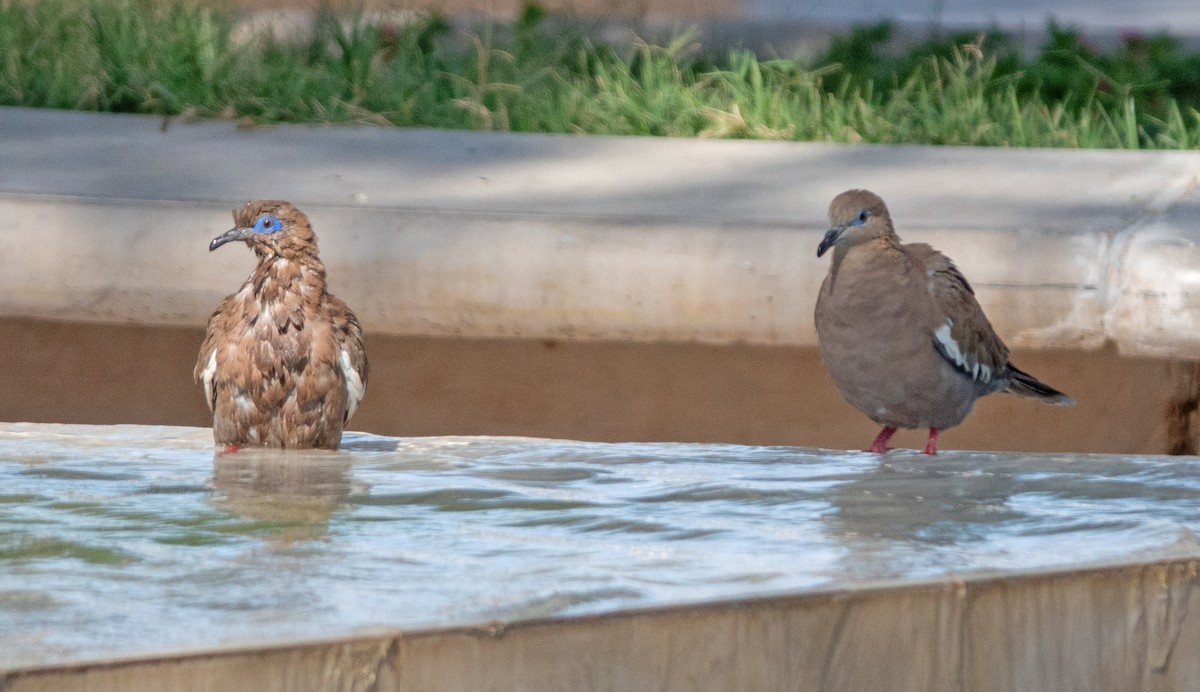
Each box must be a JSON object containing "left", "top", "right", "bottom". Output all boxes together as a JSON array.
[
  {"left": 823, "top": 451, "right": 1200, "bottom": 580},
  {"left": 211, "top": 450, "right": 356, "bottom": 542},
  {"left": 822, "top": 453, "right": 1023, "bottom": 579}
]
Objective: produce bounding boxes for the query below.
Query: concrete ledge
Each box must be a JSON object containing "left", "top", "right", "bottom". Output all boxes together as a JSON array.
[
  {"left": 5, "top": 558, "right": 1199, "bottom": 691},
  {"left": 2, "top": 107, "right": 1198, "bottom": 355},
  {"left": 5, "top": 423, "right": 1200, "bottom": 685}
]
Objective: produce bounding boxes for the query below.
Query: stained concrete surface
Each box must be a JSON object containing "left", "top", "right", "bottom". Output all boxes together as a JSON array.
[
  {"left": 0, "top": 318, "right": 1168, "bottom": 454},
  {"left": 7, "top": 560, "right": 1200, "bottom": 692}
]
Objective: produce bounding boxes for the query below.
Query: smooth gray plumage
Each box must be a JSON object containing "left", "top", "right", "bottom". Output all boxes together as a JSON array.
[{"left": 813, "top": 189, "right": 1072, "bottom": 454}]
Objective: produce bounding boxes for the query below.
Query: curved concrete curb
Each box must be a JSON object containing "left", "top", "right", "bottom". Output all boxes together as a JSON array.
[
  {"left": 5, "top": 559, "right": 1199, "bottom": 691},
  {"left": 1, "top": 107, "right": 1197, "bottom": 355}
]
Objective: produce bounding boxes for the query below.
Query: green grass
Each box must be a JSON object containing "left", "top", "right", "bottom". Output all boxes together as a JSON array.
[{"left": 2, "top": 0, "right": 1199, "bottom": 148}]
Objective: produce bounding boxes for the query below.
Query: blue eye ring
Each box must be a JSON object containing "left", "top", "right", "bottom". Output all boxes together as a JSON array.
[
  {"left": 850, "top": 209, "right": 870, "bottom": 226},
  {"left": 253, "top": 214, "right": 283, "bottom": 234}
]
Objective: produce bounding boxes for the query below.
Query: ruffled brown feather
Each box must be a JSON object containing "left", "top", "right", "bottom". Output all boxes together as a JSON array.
[{"left": 195, "top": 201, "right": 368, "bottom": 450}]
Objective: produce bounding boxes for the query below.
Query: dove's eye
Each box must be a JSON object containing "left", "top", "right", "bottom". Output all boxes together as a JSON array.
[{"left": 254, "top": 214, "right": 282, "bottom": 233}]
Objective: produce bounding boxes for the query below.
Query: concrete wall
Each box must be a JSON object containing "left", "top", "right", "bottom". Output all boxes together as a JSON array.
[
  {"left": 3, "top": 110, "right": 1200, "bottom": 453},
  {"left": 0, "top": 318, "right": 1172, "bottom": 454},
  {"left": 5, "top": 558, "right": 1199, "bottom": 691},
  {"left": 4, "top": 112, "right": 1200, "bottom": 356}
]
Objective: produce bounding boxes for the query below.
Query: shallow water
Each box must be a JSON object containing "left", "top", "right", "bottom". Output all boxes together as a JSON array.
[{"left": 3, "top": 423, "right": 1200, "bottom": 667}]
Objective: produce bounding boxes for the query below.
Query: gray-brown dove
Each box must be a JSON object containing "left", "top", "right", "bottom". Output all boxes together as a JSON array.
[
  {"left": 196, "top": 200, "right": 368, "bottom": 451},
  {"left": 814, "top": 189, "right": 1072, "bottom": 454}
]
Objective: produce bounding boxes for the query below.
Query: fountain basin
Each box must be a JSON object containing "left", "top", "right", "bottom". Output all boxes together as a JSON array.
[{"left": 2, "top": 423, "right": 1199, "bottom": 689}]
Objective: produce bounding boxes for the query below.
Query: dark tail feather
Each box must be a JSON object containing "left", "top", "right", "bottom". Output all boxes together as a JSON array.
[{"left": 1005, "top": 365, "right": 1075, "bottom": 406}]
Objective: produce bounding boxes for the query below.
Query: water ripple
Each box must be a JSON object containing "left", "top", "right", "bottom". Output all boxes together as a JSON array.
[{"left": 2, "top": 424, "right": 1200, "bottom": 668}]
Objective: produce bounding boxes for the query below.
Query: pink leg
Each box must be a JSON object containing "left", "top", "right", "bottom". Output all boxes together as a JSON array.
[
  {"left": 867, "top": 426, "right": 897, "bottom": 453},
  {"left": 922, "top": 428, "right": 939, "bottom": 455}
]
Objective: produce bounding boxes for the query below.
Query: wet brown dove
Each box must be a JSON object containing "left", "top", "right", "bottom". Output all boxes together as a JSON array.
[
  {"left": 814, "top": 189, "right": 1073, "bottom": 454},
  {"left": 196, "top": 200, "right": 368, "bottom": 451}
]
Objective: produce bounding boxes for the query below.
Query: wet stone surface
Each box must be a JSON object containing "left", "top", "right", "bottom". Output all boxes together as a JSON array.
[{"left": 2, "top": 423, "right": 1200, "bottom": 667}]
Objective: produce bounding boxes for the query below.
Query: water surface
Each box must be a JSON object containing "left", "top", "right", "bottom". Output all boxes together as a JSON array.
[{"left": 3, "top": 423, "right": 1200, "bottom": 667}]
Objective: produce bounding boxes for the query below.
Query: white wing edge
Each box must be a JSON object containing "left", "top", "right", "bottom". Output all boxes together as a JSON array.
[
  {"left": 199, "top": 350, "right": 218, "bottom": 412},
  {"left": 932, "top": 319, "right": 993, "bottom": 383},
  {"left": 339, "top": 347, "right": 366, "bottom": 420}
]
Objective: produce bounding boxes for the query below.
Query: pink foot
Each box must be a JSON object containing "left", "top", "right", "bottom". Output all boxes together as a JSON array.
[
  {"left": 222, "top": 444, "right": 239, "bottom": 454},
  {"left": 922, "top": 428, "right": 939, "bottom": 455},
  {"left": 867, "top": 426, "right": 897, "bottom": 453}
]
